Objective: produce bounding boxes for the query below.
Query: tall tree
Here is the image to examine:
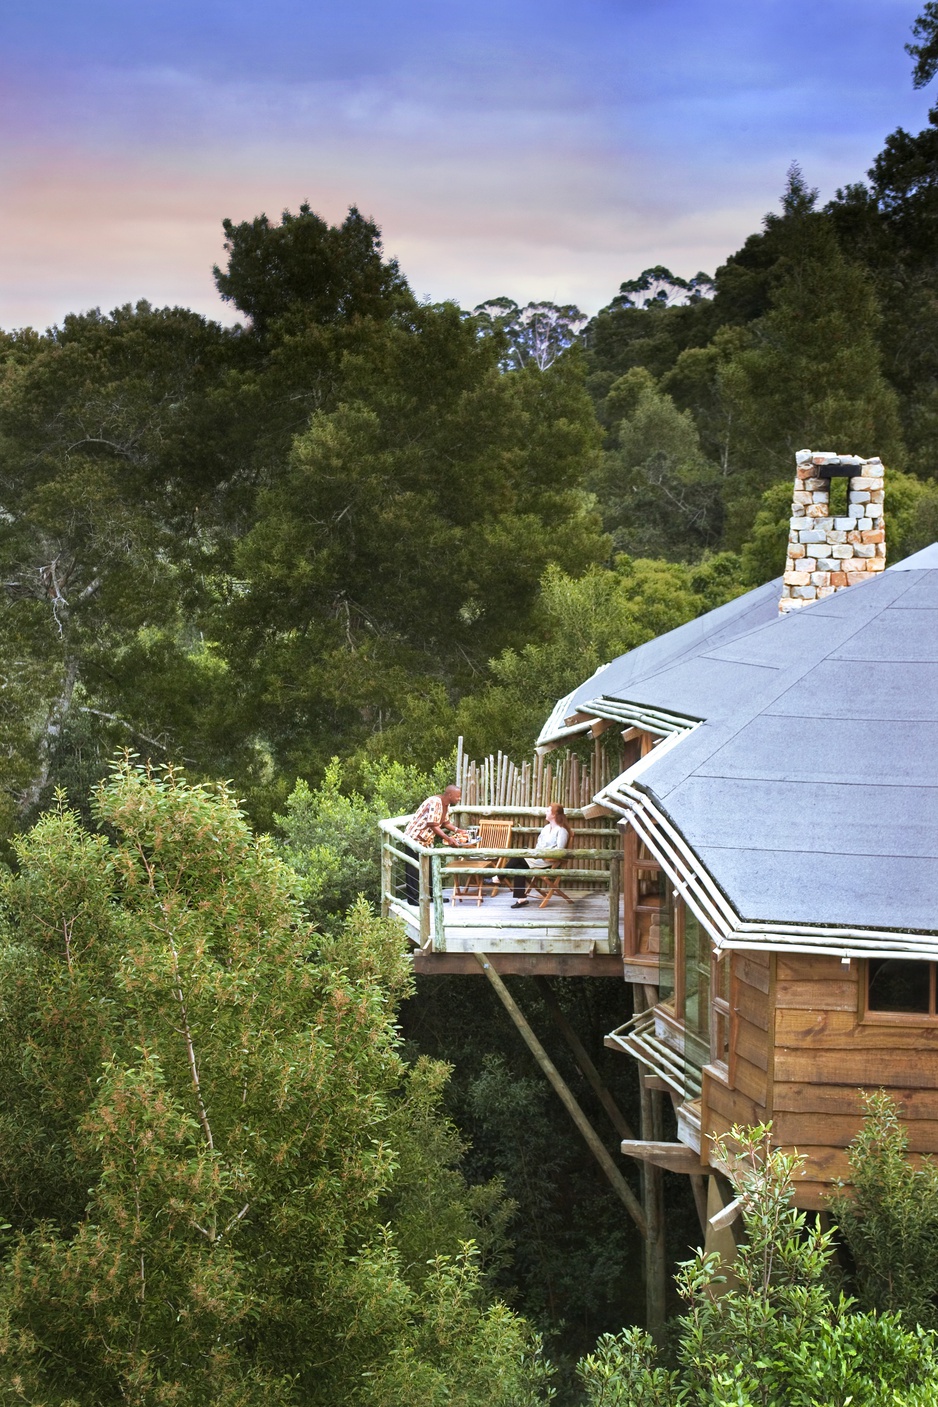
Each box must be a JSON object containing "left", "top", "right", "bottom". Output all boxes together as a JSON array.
[
  {"left": 707, "top": 168, "right": 904, "bottom": 537},
  {"left": 0, "top": 763, "right": 550, "bottom": 1405},
  {"left": 908, "top": 1, "right": 938, "bottom": 88},
  {"left": 590, "top": 367, "right": 725, "bottom": 559},
  {"left": 472, "top": 299, "right": 587, "bottom": 371},
  {"left": 0, "top": 303, "right": 242, "bottom": 822},
  {"left": 213, "top": 204, "right": 413, "bottom": 336},
  {"left": 216, "top": 303, "right": 605, "bottom": 789}
]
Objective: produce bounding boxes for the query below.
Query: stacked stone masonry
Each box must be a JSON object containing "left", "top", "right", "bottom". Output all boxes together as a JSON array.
[{"left": 779, "top": 450, "right": 886, "bottom": 614}]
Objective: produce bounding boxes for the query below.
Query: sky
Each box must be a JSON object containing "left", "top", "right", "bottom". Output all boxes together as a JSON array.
[{"left": 0, "top": 0, "right": 934, "bottom": 330}]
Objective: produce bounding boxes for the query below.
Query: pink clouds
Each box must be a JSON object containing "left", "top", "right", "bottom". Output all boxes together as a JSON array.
[{"left": 0, "top": 1, "right": 933, "bottom": 328}]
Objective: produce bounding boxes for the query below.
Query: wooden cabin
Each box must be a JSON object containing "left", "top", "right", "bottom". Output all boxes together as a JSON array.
[
  {"left": 380, "top": 453, "right": 938, "bottom": 1322},
  {"left": 539, "top": 456, "right": 938, "bottom": 1209}
]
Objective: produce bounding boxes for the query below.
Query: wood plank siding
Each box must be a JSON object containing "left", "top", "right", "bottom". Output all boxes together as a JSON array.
[
  {"left": 768, "top": 953, "right": 938, "bottom": 1207},
  {"left": 701, "top": 951, "right": 772, "bottom": 1172}
]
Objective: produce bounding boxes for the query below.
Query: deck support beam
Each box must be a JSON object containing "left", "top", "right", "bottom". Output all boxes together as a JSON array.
[
  {"left": 634, "top": 984, "right": 667, "bottom": 1345},
  {"left": 533, "top": 977, "right": 635, "bottom": 1141},
  {"left": 474, "top": 953, "right": 646, "bottom": 1237}
]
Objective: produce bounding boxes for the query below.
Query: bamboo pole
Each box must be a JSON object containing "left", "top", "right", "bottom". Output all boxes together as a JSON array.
[
  {"left": 475, "top": 954, "right": 646, "bottom": 1235},
  {"left": 608, "top": 849, "right": 622, "bottom": 955}
]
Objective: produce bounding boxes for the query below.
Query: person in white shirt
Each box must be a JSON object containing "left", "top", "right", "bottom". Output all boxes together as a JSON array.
[{"left": 511, "top": 803, "right": 570, "bottom": 905}]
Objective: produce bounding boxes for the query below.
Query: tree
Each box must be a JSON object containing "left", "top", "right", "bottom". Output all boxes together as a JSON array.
[
  {"left": 577, "top": 1125, "right": 938, "bottom": 1407},
  {"left": 213, "top": 203, "right": 412, "bottom": 335},
  {"left": 0, "top": 762, "right": 551, "bottom": 1405},
  {"left": 591, "top": 369, "right": 725, "bottom": 559},
  {"left": 450, "top": 554, "right": 744, "bottom": 760},
  {"left": 473, "top": 299, "right": 587, "bottom": 371},
  {"left": 217, "top": 304, "right": 605, "bottom": 788},
  {"left": 831, "top": 1091, "right": 938, "bottom": 1330},
  {"left": 908, "top": 3, "right": 938, "bottom": 88},
  {"left": 715, "top": 168, "right": 904, "bottom": 538},
  {"left": 0, "top": 303, "right": 242, "bottom": 823},
  {"left": 274, "top": 754, "right": 454, "bottom": 924},
  {"left": 612, "top": 267, "right": 714, "bottom": 311}
]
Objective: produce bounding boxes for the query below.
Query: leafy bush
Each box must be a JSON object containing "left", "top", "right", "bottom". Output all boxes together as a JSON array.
[
  {"left": 275, "top": 754, "right": 453, "bottom": 922},
  {"left": 0, "top": 762, "right": 548, "bottom": 1406},
  {"left": 577, "top": 1125, "right": 938, "bottom": 1407},
  {"left": 831, "top": 1090, "right": 938, "bottom": 1329}
]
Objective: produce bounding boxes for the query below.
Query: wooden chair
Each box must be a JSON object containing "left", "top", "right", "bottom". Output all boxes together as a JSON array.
[
  {"left": 449, "top": 820, "right": 514, "bottom": 905},
  {"left": 524, "top": 854, "right": 574, "bottom": 908}
]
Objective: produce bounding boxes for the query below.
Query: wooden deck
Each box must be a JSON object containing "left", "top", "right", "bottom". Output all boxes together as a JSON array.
[
  {"left": 380, "top": 808, "right": 623, "bottom": 969},
  {"left": 389, "top": 886, "right": 616, "bottom": 956}
]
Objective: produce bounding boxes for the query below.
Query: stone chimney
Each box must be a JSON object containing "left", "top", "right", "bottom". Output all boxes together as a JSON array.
[{"left": 780, "top": 450, "right": 886, "bottom": 614}]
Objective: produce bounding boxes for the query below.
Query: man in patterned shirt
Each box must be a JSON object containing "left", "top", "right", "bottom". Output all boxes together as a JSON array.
[{"left": 403, "top": 785, "right": 466, "bottom": 903}]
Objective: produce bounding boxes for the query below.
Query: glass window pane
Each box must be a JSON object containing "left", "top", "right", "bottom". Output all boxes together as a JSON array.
[
  {"left": 658, "top": 877, "right": 675, "bottom": 1006},
  {"left": 684, "top": 909, "right": 710, "bottom": 1039},
  {"left": 868, "top": 959, "right": 931, "bottom": 1014}
]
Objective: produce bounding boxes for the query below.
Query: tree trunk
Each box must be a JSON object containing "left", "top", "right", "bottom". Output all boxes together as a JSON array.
[{"left": 18, "top": 651, "right": 80, "bottom": 816}]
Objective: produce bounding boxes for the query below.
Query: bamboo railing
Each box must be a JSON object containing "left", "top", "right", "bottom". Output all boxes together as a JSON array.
[
  {"left": 454, "top": 736, "right": 616, "bottom": 810},
  {"left": 379, "top": 813, "right": 622, "bottom": 955}
]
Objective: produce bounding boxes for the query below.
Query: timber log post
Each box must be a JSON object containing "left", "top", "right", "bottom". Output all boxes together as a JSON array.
[{"left": 633, "top": 983, "right": 667, "bottom": 1343}]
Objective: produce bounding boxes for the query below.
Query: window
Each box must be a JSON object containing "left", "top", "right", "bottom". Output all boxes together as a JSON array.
[
  {"left": 621, "top": 823, "right": 730, "bottom": 1079},
  {"left": 867, "top": 959, "right": 935, "bottom": 1016},
  {"left": 623, "top": 827, "right": 672, "bottom": 971},
  {"left": 711, "top": 952, "right": 731, "bottom": 1070}
]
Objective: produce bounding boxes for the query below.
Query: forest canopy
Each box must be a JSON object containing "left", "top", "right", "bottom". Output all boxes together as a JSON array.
[
  {"left": 6, "top": 128, "right": 938, "bottom": 832},
  {"left": 3, "top": 10, "right": 938, "bottom": 1403}
]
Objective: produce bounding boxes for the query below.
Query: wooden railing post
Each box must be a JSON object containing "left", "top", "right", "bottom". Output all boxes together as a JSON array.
[
  {"left": 432, "top": 851, "right": 446, "bottom": 953},
  {"left": 608, "top": 848, "right": 622, "bottom": 954},
  {"left": 380, "top": 833, "right": 392, "bottom": 919},
  {"left": 419, "top": 852, "right": 432, "bottom": 950}
]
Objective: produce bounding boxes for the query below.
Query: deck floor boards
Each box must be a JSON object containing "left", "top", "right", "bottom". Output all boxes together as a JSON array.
[{"left": 390, "top": 888, "right": 615, "bottom": 954}]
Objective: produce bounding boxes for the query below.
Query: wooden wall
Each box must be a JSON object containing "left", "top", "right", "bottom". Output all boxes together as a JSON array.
[
  {"left": 702, "top": 952, "right": 938, "bottom": 1208},
  {"left": 771, "top": 952, "right": 938, "bottom": 1207},
  {"left": 702, "top": 951, "right": 772, "bottom": 1173}
]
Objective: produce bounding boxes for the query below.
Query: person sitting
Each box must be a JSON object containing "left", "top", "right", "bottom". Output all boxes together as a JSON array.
[
  {"left": 510, "top": 803, "right": 570, "bottom": 906},
  {"left": 403, "top": 785, "right": 468, "bottom": 904}
]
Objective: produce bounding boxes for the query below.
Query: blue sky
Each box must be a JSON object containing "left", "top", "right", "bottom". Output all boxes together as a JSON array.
[{"left": 0, "top": 1, "right": 933, "bottom": 328}]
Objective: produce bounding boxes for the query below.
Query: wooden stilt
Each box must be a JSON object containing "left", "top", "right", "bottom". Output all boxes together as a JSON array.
[
  {"left": 533, "top": 977, "right": 636, "bottom": 1141},
  {"left": 475, "top": 953, "right": 646, "bottom": 1236},
  {"left": 633, "top": 983, "right": 667, "bottom": 1343},
  {"left": 690, "top": 1174, "right": 708, "bottom": 1236}
]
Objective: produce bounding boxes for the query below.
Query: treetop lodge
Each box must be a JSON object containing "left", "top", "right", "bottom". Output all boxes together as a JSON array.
[{"left": 379, "top": 451, "right": 938, "bottom": 1329}]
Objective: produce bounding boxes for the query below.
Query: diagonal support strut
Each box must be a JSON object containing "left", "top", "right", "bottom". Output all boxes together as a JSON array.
[{"left": 474, "top": 952, "right": 646, "bottom": 1237}]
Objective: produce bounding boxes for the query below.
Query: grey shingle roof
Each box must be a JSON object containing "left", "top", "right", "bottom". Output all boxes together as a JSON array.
[
  {"left": 550, "top": 562, "right": 938, "bottom": 935},
  {"left": 539, "top": 578, "right": 784, "bottom": 741}
]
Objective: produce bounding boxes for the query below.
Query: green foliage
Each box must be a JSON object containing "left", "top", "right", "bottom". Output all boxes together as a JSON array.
[
  {"left": 218, "top": 308, "right": 605, "bottom": 791},
  {"left": 213, "top": 203, "right": 412, "bottom": 334},
  {"left": 472, "top": 299, "right": 587, "bottom": 372},
  {"left": 359, "top": 1248, "right": 556, "bottom": 1407},
  {"left": 716, "top": 170, "right": 904, "bottom": 537},
  {"left": 454, "top": 555, "right": 744, "bottom": 758},
  {"left": 831, "top": 1091, "right": 938, "bottom": 1329},
  {"left": 591, "top": 369, "right": 725, "bottom": 559},
  {"left": 274, "top": 754, "right": 453, "bottom": 922},
  {"left": 0, "top": 302, "right": 249, "bottom": 822},
  {"left": 577, "top": 1125, "right": 938, "bottom": 1407},
  {"left": 740, "top": 467, "right": 938, "bottom": 586},
  {"left": 0, "top": 762, "right": 549, "bottom": 1405},
  {"left": 908, "top": 3, "right": 938, "bottom": 89}
]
